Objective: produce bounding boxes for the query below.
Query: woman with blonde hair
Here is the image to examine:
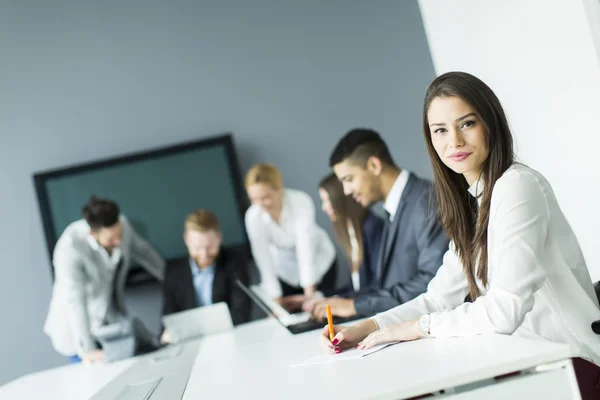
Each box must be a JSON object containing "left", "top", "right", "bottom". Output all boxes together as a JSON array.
[{"left": 245, "top": 163, "right": 337, "bottom": 305}]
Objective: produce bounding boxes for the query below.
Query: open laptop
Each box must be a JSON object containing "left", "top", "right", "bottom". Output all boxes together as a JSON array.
[
  {"left": 161, "top": 302, "right": 233, "bottom": 344},
  {"left": 92, "top": 318, "right": 137, "bottom": 363},
  {"left": 236, "top": 280, "right": 359, "bottom": 334}
]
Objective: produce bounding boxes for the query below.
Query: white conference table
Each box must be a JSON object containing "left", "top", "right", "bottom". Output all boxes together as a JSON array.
[
  {"left": 0, "top": 318, "right": 289, "bottom": 400},
  {"left": 0, "top": 317, "right": 582, "bottom": 399},
  {"left": 0, "top": 355, "right": 135, "bottom": 400},
  {"left": 183, "top": 318, "right": 580, "bottom": 400}
]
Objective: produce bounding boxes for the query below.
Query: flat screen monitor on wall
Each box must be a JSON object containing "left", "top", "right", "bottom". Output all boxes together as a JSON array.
[{"left": 33, "top": 133, "right": 249, "bottom": 284}]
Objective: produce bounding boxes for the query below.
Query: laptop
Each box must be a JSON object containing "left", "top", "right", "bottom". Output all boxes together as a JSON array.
[
  {"left": 161, "top": 302, "right": 233, "bottom": 344},
  {"left": 92, "top": 318, "right": 136, "bottom": 363},
  {"left": 236, "top": 280, "right": 360, "bottom": 334}
]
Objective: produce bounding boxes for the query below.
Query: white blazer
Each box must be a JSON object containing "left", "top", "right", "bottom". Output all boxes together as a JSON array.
[
  {"left": 374, "top": 163, "right": 600, "bottom": 365},
  {"left": 43, "top": 215, "right": 164, "bottom": 356},
  {"left": 245, "top": 188, "right": 336, "bottom": 298}
]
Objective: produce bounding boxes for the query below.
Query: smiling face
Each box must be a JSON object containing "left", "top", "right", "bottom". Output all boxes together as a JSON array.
[
  {"left": 90, "top": 222, "right": 122, "bottom": 252},
  {"left": 427, "top": 96, "right": 489, "bottom": 186},
  {"left": 332, "top": 158, "right": 383, "bottom": 208},
  {"left": 246, "top": 183, "right": 283, "bottom": 216},
  {"left": 184, "top": 229, "right": 222, "bottom": 269}
]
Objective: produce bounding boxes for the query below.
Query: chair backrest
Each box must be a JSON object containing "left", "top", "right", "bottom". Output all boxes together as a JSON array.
[{"left": 593, "top": 282, "right": 600, "bottom": 334}]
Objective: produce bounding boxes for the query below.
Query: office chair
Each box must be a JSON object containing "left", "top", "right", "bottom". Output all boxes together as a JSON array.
[{"left": 593, "top": 282, "right": 600, "bottom": 334}]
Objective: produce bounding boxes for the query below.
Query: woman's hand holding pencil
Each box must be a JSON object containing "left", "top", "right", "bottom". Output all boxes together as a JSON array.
[{"left": 320, "top": 307, "right": 378, "bottom": 354}]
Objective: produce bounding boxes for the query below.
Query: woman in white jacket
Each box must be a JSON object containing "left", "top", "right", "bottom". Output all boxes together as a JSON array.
[
  {"left": 244, "top": 163, "right": 336, "bottom": 306},
  {"left": 320, "top": 72, "right": 600, "bottom": 399}
]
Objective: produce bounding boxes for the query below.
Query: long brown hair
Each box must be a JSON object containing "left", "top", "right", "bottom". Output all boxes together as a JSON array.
[
  {"left": 422, "top": 72, "right": 514, "bottom": 300},
  {"left": 319, "top": 173, "right": 367, "bottom": 272}
]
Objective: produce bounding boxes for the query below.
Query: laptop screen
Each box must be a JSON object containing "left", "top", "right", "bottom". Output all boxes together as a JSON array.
[{"left": 235, "top": 279, "right": 290, "bottom": 329}]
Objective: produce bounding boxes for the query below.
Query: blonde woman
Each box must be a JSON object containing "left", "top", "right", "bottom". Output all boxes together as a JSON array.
[{"left": 244, "top": 163, "right": 336, "bottom": 307}]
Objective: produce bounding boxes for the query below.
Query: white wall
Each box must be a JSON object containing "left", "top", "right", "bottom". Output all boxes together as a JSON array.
[
  {"left": 0, "top": 0, "right": 435, "bottom": 384},
  {"left": 419, "top": 0, "right": 600, "bottom": 282}
]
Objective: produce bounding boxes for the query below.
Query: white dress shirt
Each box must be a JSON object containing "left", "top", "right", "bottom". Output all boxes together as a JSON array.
[
  {"left": 86, "top": 235, "right": 122, "bottom": 268},
  {"left": 348, "top": 222, "right": 360, "bottom": 291},
  {"left": 245, "top": 188, "right": 336, "bottom": 298},
  {"left": 373, "top": 163, "right": 600, "bottom": 365},
  {"left": 383, "top": 169, "right": 410, "bottom": 221},
  {"left": 85, "top": 235, "right": 124, "bottom": 322}
]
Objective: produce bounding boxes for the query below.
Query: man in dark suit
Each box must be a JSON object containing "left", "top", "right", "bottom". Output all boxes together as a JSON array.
[
  {"left": 311, "top": 128, "right": 449, "bottom": 320},
  {"left": 161, "top": 209, "right": 250, "bottom": 343}
]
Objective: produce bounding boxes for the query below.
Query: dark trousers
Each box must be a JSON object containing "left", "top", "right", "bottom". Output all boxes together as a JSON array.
[
  {"left": 279, "top": 260, "right": 337, "bottom": 297},
  {"left": 573, "top": 357, "right": 600, "bottom": 400}
]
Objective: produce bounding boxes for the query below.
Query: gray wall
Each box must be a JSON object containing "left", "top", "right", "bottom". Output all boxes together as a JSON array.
[{"left": 0, "top": 0, "right": 435, "bottom": 384}]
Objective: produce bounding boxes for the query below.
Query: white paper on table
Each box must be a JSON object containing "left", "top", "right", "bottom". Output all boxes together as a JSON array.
[{"left": 290, "top": 341, "right": 399, "bottom": 367}]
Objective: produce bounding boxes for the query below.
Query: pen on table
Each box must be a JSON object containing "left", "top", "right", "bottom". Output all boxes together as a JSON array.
[{"left": 326, "top": 304, "right": 335, "bottom": 342}]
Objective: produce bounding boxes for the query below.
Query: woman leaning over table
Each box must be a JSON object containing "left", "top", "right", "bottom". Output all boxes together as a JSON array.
[{"left": 245, "top": 163, "right": 337, "bottom": 309}]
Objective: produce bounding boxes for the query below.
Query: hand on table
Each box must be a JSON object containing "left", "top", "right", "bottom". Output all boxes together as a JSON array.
[
  {"left": 160, "top": 331, "right": 172, "bottom": 345},
  {"left": 300, "top": 291, "right": 324, "bottom": 312},
  {"left": 311, "top": 297, "right": 356, "bottom": 322},
  {"left": 277, "top": 294, "right": 306, "bottom": 312},
  {"left": 319, "top": 319, "right": 378, "bottom": 354},
  {"left": 82, "top": 349, "right": 104, "bottom": 365},
  {"left": 357, "top": 320, "right": 420, "bottom": 350}
]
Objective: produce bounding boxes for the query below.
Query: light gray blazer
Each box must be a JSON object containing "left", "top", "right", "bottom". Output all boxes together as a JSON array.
[{"left": 43, "top": 215, "right": 164, "bottom": 356}]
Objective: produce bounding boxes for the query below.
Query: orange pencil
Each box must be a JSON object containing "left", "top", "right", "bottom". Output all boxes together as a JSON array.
[{"left": 326, "top": 304, "right": 335, "bottom": 342}]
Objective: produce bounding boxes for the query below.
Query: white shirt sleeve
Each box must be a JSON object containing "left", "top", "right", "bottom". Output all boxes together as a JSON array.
[
  {"left": 375, "top": 173, "right": 550, "bottom": 336},
  {"left": 245, "top": 207, "right": 282, "bottom": 298},
  {"left": 292, "top": 192, "right": 321, "bottom": 289},
  {"left": 427, "top": 173, "right": 549, "bottom": 337},
  {"left": 373, "top": 241, "right": 468, "bottom": 328}
]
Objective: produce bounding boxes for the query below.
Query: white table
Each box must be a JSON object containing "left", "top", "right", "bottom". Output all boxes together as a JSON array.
[
  {"left": 89, "top": 339, "right": 201, "bottom": 400},
  {"left": 0, "top": 318, "right": 289, "bottom": 400},
  {"left": 0, "top": 356, "right": 135, "bottom": 400},
  {"left": 182, "top": 318, "right": 580, "bottom": 400},
  {"left": 88, "top": 319, "right": 287, "bottom": 400},
  {"left": 0, "top": 318, "right": 582, "bottom": 399}
]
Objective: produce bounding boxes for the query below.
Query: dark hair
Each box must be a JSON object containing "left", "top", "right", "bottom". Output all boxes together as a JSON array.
[
  {"left": 422, "top": 72, "right": 514, "bottom": 300},
  {"left": 82, "top": 196, "right": 120, "bottom": 231},
  {"left": 319, "top": 173, "right": 367, "bottom": 272},
  {"left": 329, "top": 128, "right": 396, "bottom": 168}
]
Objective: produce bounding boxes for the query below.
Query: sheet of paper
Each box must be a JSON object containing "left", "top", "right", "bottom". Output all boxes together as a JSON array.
[{"left": 290, "top": 341, "right": 399, "bottom": 367}]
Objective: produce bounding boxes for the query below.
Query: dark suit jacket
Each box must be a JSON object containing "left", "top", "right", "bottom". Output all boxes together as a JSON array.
[
  {"left": 358, "top": 211, "right": 385, "bottom": 291},
  {"left": 353, "top": 173, "right": 449, "bottom": 316},
  {"left": 162, "top": 245, "right": 251, "bottom": 326}
]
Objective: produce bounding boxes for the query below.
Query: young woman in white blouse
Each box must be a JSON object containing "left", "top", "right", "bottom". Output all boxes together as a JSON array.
[
  {"left": 319, "top": 72, "right": 600, "bottom": 399},
  {"left": 245, "top": 163, "right": 337, "bottom": 306}
]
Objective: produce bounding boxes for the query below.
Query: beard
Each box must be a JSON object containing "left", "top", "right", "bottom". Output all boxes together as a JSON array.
[{"left": 194, "top": 256, "right": 216, "bottom": 268}]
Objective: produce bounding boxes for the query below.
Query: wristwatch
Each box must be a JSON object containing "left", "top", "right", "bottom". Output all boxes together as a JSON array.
[{"left": 418, "top": 314, "right": 431, "bottom": 338}]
